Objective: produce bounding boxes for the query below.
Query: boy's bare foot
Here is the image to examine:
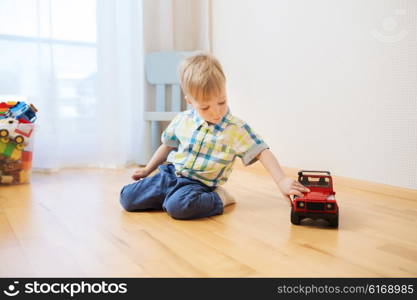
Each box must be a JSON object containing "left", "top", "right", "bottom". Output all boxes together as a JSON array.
[{"left": 215, "top": 186, "right": 236, "bottom": 207}]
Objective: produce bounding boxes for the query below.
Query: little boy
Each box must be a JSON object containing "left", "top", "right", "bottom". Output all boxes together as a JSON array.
[{"left": 120, "top": 53, "right": 309, "bottom": 220}]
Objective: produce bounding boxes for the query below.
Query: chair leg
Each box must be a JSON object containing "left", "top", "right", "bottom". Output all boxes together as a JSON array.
[{"left": 151, "top": 120, "right": 160, "bottom": 153}]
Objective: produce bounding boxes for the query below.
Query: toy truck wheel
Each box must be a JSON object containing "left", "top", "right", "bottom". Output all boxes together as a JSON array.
[
  {"left": 0, "top": 129, "right": 8, "bottom": 138},
  {"left": 290, "top": 207, "right": 301, "bottom": 225},
  {"left": 14, "top": 135, "right": 24, "bottom": 144},
  {"left": 0, "top": 137, "right": 9, "bottom": 144},
  {"left": 328, "top": 214, "right": 339, "bottom": 228}
]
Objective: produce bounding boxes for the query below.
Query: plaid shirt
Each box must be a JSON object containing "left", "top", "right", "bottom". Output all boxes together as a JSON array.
[{"left": 161, "top": 108, "right": 269, "bottom": 187}]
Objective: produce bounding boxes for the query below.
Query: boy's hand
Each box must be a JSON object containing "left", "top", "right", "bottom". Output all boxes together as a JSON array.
[
  {"left": 131, "top": 168, "right": 150, "bottom": 181},
  {"left": 278, "top": 177, "right": 310, "bottom": 207}
]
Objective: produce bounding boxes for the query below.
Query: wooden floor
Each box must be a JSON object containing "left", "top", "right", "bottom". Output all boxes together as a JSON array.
[{"left": 1, "top": 162, "right": 416, "bottom": 277}]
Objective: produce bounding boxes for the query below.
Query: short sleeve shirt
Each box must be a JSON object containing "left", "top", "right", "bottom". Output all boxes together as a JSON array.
[{"left": 161, "top": 108, "right": 269, "bottom": 187}]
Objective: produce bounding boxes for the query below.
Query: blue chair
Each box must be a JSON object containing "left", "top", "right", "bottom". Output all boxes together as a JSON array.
[{"left": 145, "top": 51, "right": 195, "bottom": 154}]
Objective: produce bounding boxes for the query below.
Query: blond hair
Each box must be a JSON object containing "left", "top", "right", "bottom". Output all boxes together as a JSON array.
[{"left": 179, "top": 53, "right": 226, "bottom": 102}]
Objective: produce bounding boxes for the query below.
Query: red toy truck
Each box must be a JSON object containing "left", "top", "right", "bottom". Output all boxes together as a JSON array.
[{"left": 291, "top": 170, "right": 339, "bottom": 228}]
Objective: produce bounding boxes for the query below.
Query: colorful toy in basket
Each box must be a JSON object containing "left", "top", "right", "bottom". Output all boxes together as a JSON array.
[
  {"left": 0, "top": 101, "right": 17, "bottom": 118},
  {"left": 0, "top": 101, "right": 37, "bottom": 184},
  {"left": 4, "top": 101, "right": 38, "bottom": 123},
  {"left": 0, "top": 118, "right": 34, "bottom": 147}
]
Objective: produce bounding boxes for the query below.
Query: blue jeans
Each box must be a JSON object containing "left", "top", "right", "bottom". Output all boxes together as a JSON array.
[{"left": 119, "top": 164, "right": 224, "bottom": 220}]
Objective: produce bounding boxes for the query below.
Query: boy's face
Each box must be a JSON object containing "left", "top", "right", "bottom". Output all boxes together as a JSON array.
[{"left": 186, "top": 93, "right": 228, "bottom": 125}]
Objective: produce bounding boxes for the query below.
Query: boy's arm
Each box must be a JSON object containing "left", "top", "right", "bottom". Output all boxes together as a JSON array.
[
  {"left": 257, "top": 149, "right": 310, "bottom": 206},
  {"left": 132, "top": 144, "right": 175, "bottom": 180},
  {"left": 144, "top": 144, "right": 176, "bottom": 174}
]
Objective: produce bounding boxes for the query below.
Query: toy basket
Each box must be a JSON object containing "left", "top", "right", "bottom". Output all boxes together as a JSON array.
[{"left": 0, "top": 122, "right": 36, "bottom": 185}]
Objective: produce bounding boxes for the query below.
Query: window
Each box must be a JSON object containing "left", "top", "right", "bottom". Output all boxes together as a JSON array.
[{"left": 0, "top": 0, "right": 97, "bottom": 119}]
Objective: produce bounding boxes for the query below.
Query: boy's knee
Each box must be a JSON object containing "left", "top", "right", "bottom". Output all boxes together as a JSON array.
[
  {"left": 163, "top": 186, "right": 223, "bottom": 220},
  {"left": 164, "top": 201, "right": 188, "bottom": 220},
  {"left": 164, "top": 198, "right": 194, "bottom": 220},
  {"left": 119, "top": 186, "right": 135, "bottom": 212}
]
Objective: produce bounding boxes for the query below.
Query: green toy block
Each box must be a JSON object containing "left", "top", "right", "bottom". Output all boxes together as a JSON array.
[
  {"left": 0, "top": 141, "right": 6, "bottom": 154},
  {"left": 3, "top": 143, "right": 15, "bottom": 157}
]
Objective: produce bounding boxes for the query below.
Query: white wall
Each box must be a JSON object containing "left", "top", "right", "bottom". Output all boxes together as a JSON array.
[{"left": 211, "top": 0, "right": 417, "bottom": 189}]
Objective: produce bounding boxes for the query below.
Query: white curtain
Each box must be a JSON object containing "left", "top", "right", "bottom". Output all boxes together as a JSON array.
[
  {"left": 0, "top": 0, "right": 145, "bottom": 170},
  {"left": 95, "top": 0, "right": 144, "bottom": 168}
]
